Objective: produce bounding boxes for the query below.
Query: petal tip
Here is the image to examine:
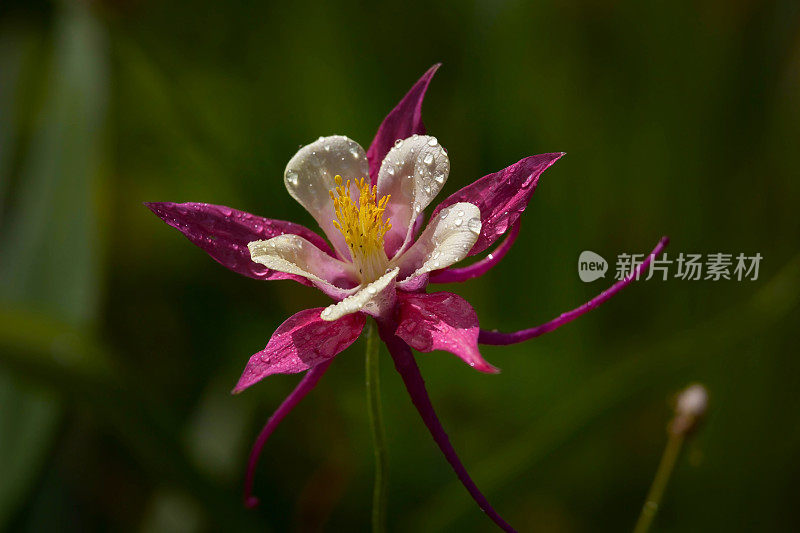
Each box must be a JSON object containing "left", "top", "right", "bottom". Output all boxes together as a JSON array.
[
  {"left": 472, "top": 360, "right": 501, "bottom": 374},
  {"left": 144, "top": 201, "right": 164, "bottom": 214},
  {"left": 231, "top": 380, "right": 249, "bottom": 394},
  {"left": 319, "top": 308, "right": 335, "bottom": 322}
]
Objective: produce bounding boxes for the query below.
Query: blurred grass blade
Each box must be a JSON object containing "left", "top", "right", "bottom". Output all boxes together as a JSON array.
[
  {"left": 0, "top": 374, "right": 59, "bottom": 525},
  {"left": 0, "top": 2, "right": 107, "bottom": 322},
  {"left": 0, "top": 1, "right": 108, "bottom": 526},
  {"left": 0, "top": 25, "right": 33, "bottom": 217}
]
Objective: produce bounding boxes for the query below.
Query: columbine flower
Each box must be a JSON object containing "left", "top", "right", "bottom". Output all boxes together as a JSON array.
[{"left": 147, "top": 64, "right": 667, "bottom": 532}]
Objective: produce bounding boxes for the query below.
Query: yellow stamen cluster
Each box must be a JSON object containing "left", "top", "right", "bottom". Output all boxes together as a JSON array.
[{"left": 329, "top": 175, "right": 391, "bottom": 281}]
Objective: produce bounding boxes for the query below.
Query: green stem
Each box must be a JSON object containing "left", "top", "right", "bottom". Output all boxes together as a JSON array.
[
  {"left": 365, "top": 320, "right": 388, "bottom": 532},
  {"left": 633, "top": 431, "right": 685, "bottom": 533}
]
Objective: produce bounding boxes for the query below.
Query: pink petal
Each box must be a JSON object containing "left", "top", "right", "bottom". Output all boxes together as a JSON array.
[
  {"left": 479, "top": 236, "right": 669, "bottom": 344},
  {"left": 146, "top": 202, "right": 334, "bottom": 284},
  {"left": 377, "top": 323, "right": 517, "bottom": 532},
  {"left": 233, "top": 308, "right": 365, "bottom": 393},
  {"left": 396, "top": 292, "right": 498, "bottom": 373},
  {"left": 429, "top": 220, "right": 521, "bottom": 283},
  {"left": 430, "top": 153, "right": 564, "bottom": 256},
  {"left": 366, "top": 64, "right": 440, "bottom": 184},
  {"left": 242, "top": 360, "right": 332, "bottom": 508}
]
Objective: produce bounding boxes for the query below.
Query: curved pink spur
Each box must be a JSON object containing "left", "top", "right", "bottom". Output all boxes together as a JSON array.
[{"left": 479, "top": 237, "right": 669, "bottom": 345}]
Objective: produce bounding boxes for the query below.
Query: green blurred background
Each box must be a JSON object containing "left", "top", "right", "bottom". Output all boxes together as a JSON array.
[{"left": 1, "top": 0, "right": 799, "bottom": 531}]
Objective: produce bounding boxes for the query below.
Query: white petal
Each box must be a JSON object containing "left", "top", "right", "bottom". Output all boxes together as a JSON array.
[
  {"left": 284, "top": 135, "right": 369, "bottom": 259},
  {"left": 249, "top": 235, "right": 358, "bottom": 299},
  {"left": 320, "top": 268, "right": 399, "bottom": 321},
  {"left": 392, "top": 202, "right": 481, "bottom": 285},
  {"left": 377, "top": 135, "right": 449, "bottom": 257}
]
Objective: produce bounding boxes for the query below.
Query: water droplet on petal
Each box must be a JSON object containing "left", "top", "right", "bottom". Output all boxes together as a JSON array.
[
  {"left": 457, "top": 209, "right": 464, "bottom": 217},
  {"left": 467, "top": 218, "right": 481, "bottom": 234},
  {"left": 394, "top": 139, "right": 403, "bottom": 147},
  {"left": 286, "top": 170, "right": 299, "bottom": 186},
  {"left": 455, "top": 218, "right": 463, "bottom": 226},
  {"left": 434, "top": 172, "right": 445, "bottom": 184},
  {"left": 387, "top": 167, "right": 395, "bottom": 176},
  {"left": 424, "top": 185, "right": 431, "bottom": 194},
  {"left": 349, "top": 146, "right": 360, "bottom": 158},
  {"left": 440, "top": 209, "right": 448, "bottom": 219},
  {"left": 423, "top": 153, "right": 434, "bottom": 165},
  {"left": 324, "top": 144, "right": 331, "bottom": 151},
  {"left": 427, "top": 137, "right": 438, "bottom": 146}
]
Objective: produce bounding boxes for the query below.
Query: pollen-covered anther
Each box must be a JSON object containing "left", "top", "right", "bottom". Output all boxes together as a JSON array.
[{"left": 329, "top": 175, "right": 392, "bottom": 282}]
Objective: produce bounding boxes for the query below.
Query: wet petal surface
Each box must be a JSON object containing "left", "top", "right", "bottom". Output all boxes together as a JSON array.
[
  {"left": 377, "top": 134, "right": 450, "bottom": 257},
  {"left": 249, "top": 234, "right": 358, "bottom": 299},
  {"left": 233, "top": 308, "right": 364, "bottom": 393},
  {"left": 146, "top": 202, "right": 332, "bottom": 285},
  {"left": 284, "top": 135, "right": 369, "bottom": 259},
  {"left": 394, "top": 202, "right": 481, "bottom": 285},
  {"left": 321, "top": 268, "right": 399, "bottom": 321},
  {"left": 430, "top": 153, "right": 564, "bottom": 255},
  {"left": 396, "top": 292, "right": 498, "bottom": 373}
]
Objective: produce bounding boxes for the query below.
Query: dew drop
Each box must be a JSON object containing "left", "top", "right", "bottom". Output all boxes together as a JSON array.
[
  {"left": 394, "top": 139, "right": 403, "bottom": 147},
  {"left": 455, "top": 218, "right": 463, "bottom": 226},
  {"left": 424, "top": 185, "right": 431, "bottom": 194},
  {"left": 427, "top": 137, "right": 438, "bottom": 146},
  {"left": 387, "top": 167, "right": 395, "bottom": 176},
  {"left": 349, "top": 146, "right": 360, "bottom": 158},
  {"left": 423, "top": 153, "right": 434, "bottom": 165},
  {"left": 324, "top": 144, "right": 331, "bottom": 151},
  {"left": 367, "top": 286, "right": 377, "bottom": 295},
  {"left": 286, "top": 170, "right": 299, "bottom": 186},
  {"left": 434, "top": 172, "right": 445, "bottom": 184},
  {"left": 467, "top": 218, "right": 481, "bottom": 234},
  {"left": 440, "top": 209, "right": 448, "bottom": 219},
  {"left": 457, "top": 209, "right": 464, "bottom": 217}
]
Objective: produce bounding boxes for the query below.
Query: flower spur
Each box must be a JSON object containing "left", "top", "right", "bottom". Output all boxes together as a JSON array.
[{"left": 146, "top": 64, "right": 668, "bottom": 532}]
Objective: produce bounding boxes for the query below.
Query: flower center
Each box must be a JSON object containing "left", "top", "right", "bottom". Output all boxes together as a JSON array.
[{"left": 329, "top": 175, "right": 392, "bottom": 282}]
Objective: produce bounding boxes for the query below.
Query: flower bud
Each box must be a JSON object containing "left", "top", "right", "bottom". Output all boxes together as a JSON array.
[{"left": 670, "top": 383, "right": 708, "bottom": 436}]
